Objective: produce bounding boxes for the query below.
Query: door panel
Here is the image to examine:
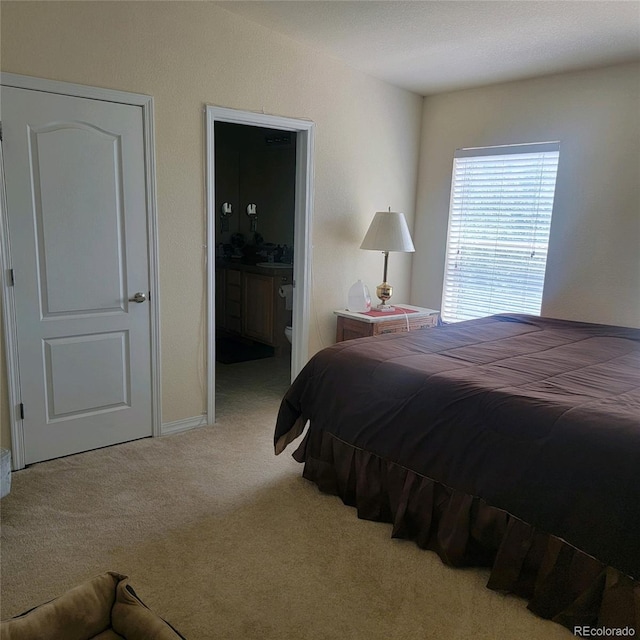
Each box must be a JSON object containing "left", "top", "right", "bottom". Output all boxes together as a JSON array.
[
  {"left": 2, "top": 86, "right": 152, "bottom": 464},
  {"left": 44, "top": 331, "right": 130, "bottom": 419},
  {"left": 32, "top": 123, "right": 127, "bottom": 316}
]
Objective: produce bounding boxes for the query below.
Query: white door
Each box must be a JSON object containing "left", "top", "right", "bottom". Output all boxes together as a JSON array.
[{"left": 2, "top": 86, "right": 153, "bottom": 464}]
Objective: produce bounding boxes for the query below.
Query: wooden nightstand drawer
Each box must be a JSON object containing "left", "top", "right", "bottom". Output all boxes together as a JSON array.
[
  {"left": 334, "top": 306, "right": 440, "bottom": 343},
  {"left": 337, "top": 317, "right": 374, "bottom": 341},
  {"left": 373, "top": 313, "right": 438, "bottom": 336}
]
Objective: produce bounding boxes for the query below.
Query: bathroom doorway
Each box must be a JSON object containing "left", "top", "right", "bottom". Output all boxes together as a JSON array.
[
  {"left": 205, "top": 107, "right": 314, "bottom": 423},
  {"left": 214, "top": 122, "right": 295, "bottom": 416}
]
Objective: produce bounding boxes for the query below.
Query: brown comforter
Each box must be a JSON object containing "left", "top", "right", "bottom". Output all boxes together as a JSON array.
[{"left": 275, "top": 314, "right": 640, "bottom": 582}]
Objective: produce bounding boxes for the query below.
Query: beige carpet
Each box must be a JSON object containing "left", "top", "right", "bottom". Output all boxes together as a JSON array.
[{"left": 0, "top": 358, "right": 573, "bottom": 639}]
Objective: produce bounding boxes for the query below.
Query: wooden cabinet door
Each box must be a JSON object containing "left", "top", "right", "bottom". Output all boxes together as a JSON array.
[
  {"left": 215, "top": 269, "right": 226, "bottom": 328},
  {"left": 225, "top": 269, "right": 242, "bottom": 334},
  {"left": 242, "top": 272, "right": 275, "bottom": 345}
]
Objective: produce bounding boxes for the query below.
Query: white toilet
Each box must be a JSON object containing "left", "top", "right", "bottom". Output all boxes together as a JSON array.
[{"left": 284, "top": 325, "right": 293, "bottom": 344}]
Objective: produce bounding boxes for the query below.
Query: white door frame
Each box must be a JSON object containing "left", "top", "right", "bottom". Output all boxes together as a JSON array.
[
  {"left": 0, "top": 73, "right": 162, "bottom": 470},
  {"left": 205, "top": 106, "right": 314, "bottom": 423}
]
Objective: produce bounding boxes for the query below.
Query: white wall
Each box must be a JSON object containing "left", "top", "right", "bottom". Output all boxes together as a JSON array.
[
  {"left": 411, "top": 62, "right": 640, "bottom": 328},
  {"left": 0, "top": 1, "right": 423, "bottom": 448}
]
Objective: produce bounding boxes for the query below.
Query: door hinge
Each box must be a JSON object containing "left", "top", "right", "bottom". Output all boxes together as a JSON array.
[
  {"left": 19, "top": 403, "right": 24, "bottom": 420},
  {"left": 0, "top": 121, "right": 3, "bottom": 142},
  {"left": 9, "top": 268, "right": 15, "bottom": 286}
]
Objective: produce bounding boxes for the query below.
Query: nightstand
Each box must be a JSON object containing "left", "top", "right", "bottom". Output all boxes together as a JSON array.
[{"left": 334, "top": 305, "right": 440, "bottom": 342}]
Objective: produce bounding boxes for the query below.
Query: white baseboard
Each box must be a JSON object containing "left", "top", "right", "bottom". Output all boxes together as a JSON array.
[{"left": 161, "top": 414, "right": 208, "bottom": 436}]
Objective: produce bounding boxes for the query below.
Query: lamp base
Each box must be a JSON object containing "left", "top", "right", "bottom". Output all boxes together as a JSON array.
[{"left": 375, "top": 281, "right": 394, "bottom": 311}]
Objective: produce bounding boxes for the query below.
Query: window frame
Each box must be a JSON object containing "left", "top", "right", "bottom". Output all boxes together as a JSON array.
[{"left": 441, "top": 141, "right": 560, "bottom": 323}]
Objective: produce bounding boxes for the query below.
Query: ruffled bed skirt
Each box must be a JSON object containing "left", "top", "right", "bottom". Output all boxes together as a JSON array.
[{"left": 293, "top": 428, "right": 639, "bottom": 633}]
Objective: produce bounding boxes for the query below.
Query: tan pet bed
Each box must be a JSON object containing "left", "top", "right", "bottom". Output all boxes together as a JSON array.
[{"left": 1, "top": 572, "right": 184, "bottom": 639}]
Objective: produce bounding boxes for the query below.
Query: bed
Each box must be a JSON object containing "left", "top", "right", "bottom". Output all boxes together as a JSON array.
[{"left": 274, "top": 314, "right": 640, "bottom": 632}]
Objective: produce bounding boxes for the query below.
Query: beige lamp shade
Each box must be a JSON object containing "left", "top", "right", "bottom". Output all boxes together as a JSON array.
[{"left": 360, "top": 210, "right": 415, "bottom": 253}]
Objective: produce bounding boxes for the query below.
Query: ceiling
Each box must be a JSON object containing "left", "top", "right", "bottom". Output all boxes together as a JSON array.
[{"left": 216, "top": 1, "right": 640, "bottom": 95}]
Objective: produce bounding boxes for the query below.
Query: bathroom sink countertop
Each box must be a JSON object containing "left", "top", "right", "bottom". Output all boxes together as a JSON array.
[
  {"left": 216, "top": 260, "right": 293, "bottom": 275},
  {"left": 255, "top": 262, "right": 293, "bottom": 269}
]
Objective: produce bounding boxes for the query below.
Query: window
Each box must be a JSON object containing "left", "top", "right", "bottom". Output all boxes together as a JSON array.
[{"left": 441, "top": 142, "right": 560, "bottom": 323}]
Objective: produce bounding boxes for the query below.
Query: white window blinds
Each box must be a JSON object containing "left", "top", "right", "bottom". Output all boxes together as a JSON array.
[{"left": 441, "top": 142, "right": 560, "bottom": 323}]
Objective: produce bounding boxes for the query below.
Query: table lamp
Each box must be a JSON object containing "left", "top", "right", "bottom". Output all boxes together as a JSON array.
[{"left": 360, "top": 208, "right": 415, "bottom": 311}]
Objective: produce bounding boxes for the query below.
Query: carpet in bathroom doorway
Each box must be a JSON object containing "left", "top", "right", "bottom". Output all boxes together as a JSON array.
[{"left": 216, "top": 336, "right": 275, "bottom": 364}]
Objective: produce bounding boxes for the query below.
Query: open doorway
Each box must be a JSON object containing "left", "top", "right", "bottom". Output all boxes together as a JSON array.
[
  {"left": 214, "top": 122, "right": 295, "bottom": 417},
  {"left": 205, "top": 107, "right": 314, "bottom": 424}
]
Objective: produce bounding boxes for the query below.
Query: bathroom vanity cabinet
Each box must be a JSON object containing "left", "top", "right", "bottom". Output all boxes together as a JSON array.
[
  {"left": 216, "top": 262, "right": 292, "bottom": 350},
  {"left": 242, "top": 272, "right": 274, "bottom": 344}
]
